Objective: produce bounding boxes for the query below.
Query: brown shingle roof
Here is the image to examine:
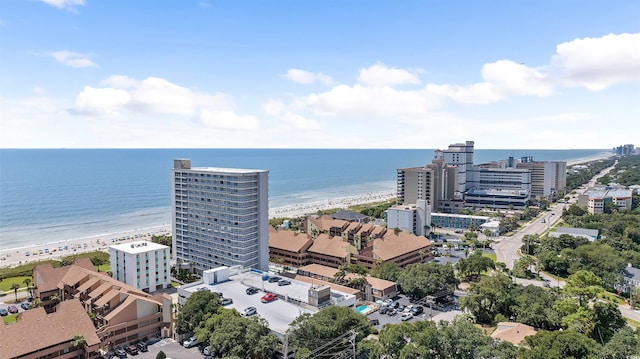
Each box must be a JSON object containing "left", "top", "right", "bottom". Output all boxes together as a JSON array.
[
  {"left": 33, "top": 263, "right": 70, "bottom": 293},
  {"left": 373, "top": 231, "right": 431, "bottom": 261},
  {"left": 308, "top": 233, "right": 352, "bottom": 258},
  {"left": 308, "top": 215, "right": 350, "bottom": 232},
  {"left": 0, "top": 299, "right": 100, "bottom": 359},
  {"left": 293, "top": 275, "right": 360, "bottom": 296},
  {"left": 361, "top": 276, "right": 397, "bottom": 291},
  {"left": 491, "top": 322, "right": 537, "bottom": 345},
  {"left": 269, "top": 228, "right": 313, "bottom": 253},
  {"left": 297, "top": 263, "right": 340, "bottom": 279}
]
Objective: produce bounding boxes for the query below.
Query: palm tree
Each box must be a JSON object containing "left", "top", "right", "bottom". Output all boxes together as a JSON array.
[
  {"left": 23, "top": 278, "right": 32, "bottom": 297},
  {"left": 71, "top": 335, "right": 87, "bottom": 359},
  {"left": 11, "top": 283, "right": 20, "bottom": 302},
  {"left": 30, "top": 298, "right": 42, "bottom": 308}
]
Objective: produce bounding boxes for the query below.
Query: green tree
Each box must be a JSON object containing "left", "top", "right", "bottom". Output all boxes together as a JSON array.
[
  {"left": 287, "top": 306, "right": 371, "bottom": 357},
  {"left": 23, "top": 278, "right": 32, "bottom": 297},
  {"left": 564, "top": 270, "right": 603, "bottom": 307},
  {"left": 156, "top": 351, "right": 167, "bottom": 359},
  {"left": 175, "top": 291, "right": 222, "bottom": 334},
  {"left": 455, "top": 250, "right": 495, "bottom": 280},
  {"left": 369, "top": 261, "right": 401, "bottom": 282},
  {"left": 11, "top": 283, "right": 20, "bottom": 302},
  {"left": 600, "top": 327, "right": 640, "bottom": 359},
  {"left": 196, "top": 309, "right": 278, "bottom": 358},
  {"left": 459, "top": 273, "right": 514, "bottom": 324},
  {"left": 512, "top": 285, "right": 562, "bottom": 330},
  {"left": 591, "top": 302, "right": 626, "bottom": 344},
  {"left": 522, "top": 330, "right": 599, "bottom": 359},
  {"left": 71, "top": 335, "right": 86, "bottom": 359},
  {"left": 396, "top": 263, "right": 458, "bottom": 299}
]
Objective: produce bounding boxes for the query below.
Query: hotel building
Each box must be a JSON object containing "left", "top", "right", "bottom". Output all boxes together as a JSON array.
[
  {"left": 442, "top": 141, "right": 478, "bottom": 195},
  {"left": 109, "top": 241, "right": 171, "bottom": 293},
  {"left": 386, "top": 199, "right": 431, "bottom": 237},
  {"left": 397, "top": 153, "right": 458, "bottom": 212},
  {"left": 172, "top": 159, "right": 269, "bottom": 273}
]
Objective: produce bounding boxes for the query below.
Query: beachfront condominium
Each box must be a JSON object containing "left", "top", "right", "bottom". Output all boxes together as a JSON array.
[
  {"left": 442, "top": 141, "right": 478, "bottom": 196},
  {"left": 109, "top": 240, "right": 171, "bottom": 293},
  {"left": 396, "top": 153, "right": 458, "bottom": 212},
  {"left": 172, "top": 159, "right": 269, "bottom": 273},
  {"left": 516, "top": 158, "right": 567, "bottom": 198},
  {"left": 386, "top": 199, "right": 432, "bottom": 237}
]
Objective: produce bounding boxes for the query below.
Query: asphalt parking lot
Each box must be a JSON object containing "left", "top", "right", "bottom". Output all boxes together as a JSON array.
[
  {"left": 114, "top": 339, "right": 203, "bottom": 359},
  {"left": 367, "top": 294, "right": 459, "bottom": 329}
]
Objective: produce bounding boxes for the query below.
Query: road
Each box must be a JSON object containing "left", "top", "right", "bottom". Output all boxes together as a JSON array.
[{"left": 494, "top": 163, "right": 617, "bottom": 270}]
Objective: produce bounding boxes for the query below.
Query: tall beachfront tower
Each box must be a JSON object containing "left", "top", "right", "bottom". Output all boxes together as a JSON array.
[
  {"left": 442, "top": 141, "right": 478, "bottom": 196},
  {"left": 171, "top": 159, "right": 269, "bottom": 273}
]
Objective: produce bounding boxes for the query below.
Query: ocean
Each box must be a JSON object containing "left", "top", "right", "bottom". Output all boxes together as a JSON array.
[{"left": 0, "top": 148, "right": 611, "bottom": 250}]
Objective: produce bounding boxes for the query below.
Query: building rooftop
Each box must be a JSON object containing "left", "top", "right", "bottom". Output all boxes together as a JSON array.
[
  {"left": 308, "top": 233, "right": 353, "bottom": 258},
  {"left": 178, "top": 268, "right": 356, "bottom": 335},
  {"left": 554, "top": 227, "right": 599, "bottom": 238},
  {"left": 584, "top": 188, "right": 633, "bottom": 199},
  {"left": 491, "top": 322, "right": 537, "bottom": 345},
  {"left": 0, "top": 299, "right": 101, "bottom": 359},
  {"left": 110, "top": 240, "right": 169, "bottom": 254},
  {"left": 432, "top": 212, "right": 490, "bottom": 220},
  {"left": 268, "top": 228, "right": 313, "bottom": 253},
  {"left": 330, "top": 210, "right": 369, "bottom": 222},
  {"left": 189, "top": 167, "right": 267, "bottom": 174},
  {"left": 372, "top": 231, "right": 431, "bottom": 261}
]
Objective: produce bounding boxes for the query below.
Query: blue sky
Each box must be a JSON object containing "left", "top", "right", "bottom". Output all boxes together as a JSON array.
[{"left": 1, "top": 0, "right": 639, "bottom": 149}]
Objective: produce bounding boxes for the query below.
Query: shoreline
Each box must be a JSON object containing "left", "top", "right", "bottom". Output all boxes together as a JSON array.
[{"left": 0, "top": 152, "right": 615, "bottom": 268}]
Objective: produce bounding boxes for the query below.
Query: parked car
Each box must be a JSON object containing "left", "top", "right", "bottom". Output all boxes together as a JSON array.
[
  {"left": 114, "top": 347, "right": 127, "bottom": 358},
  {"left": 20, "top": 302, "right": 30, "bottom": 310},
  {"left": 183, "top": 336, "right": 200, "bottom": 348},
  {"left": 261, "top": 293, "right": 277, "bottom": 303},
  {"left": 410, "top": 306, "right": 424, "bottom": 316},
  {"left": 277, "top": 279, "right": 291, "bottom": 286},
  {"left": 378, "top": 306, "right": 388, "bottom": 315},
  {"left": 8, "top": 305, "right": 18, "bottom": 314},
  {"left": 125, "top": 345, "right": 138, "bottom": 355},
  {"left": 241, "top": 306, "right": 257, "bottom": 317},
  {"left": 136, "top": 342, "right": 148, "bottom": 352},
  {"left": 400, "top": 312, "right": 414, "bottom": 321},
  {"left": 268, "top": 276, "right": 281, "bottom": 283},
  {"left": 203, "top": 347, "right": 212, "bottom": 356},
  {"left": 396, "top": 304, "right": 405, "bottom": 312},
  {"left": 0, "top": 308, "right": 8, "bottom": 316},
  {"left": 386, "top": 309, "right": 397, "bottom": 316},
  {"left": 221, "top": 297, "right": 233, "bottom": 306},
  {"left": 245, "top": 287, "right": 259, "bottom": 295}
]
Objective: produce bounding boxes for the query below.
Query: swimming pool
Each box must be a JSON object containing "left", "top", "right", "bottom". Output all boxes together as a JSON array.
[{"left": 355, "top": 305, "right": 372, "bottom": 315}]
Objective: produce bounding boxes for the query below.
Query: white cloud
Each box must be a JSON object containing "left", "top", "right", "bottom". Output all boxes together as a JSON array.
[
  {"left": 425, "top": 60, "right": 552, "bottom": 104},
  {"left": 32, "top": 86, "right": 48, "bottom": 95},
  {"left": 75, "top": 87, "right": 130, "bottom": 112},
  {"left": 49, "top": 50, "right": 97, "bottom": 68},
  {"left": 200, "top": 110, "right": 259, "bottom": 131},
  {"left": 38, "top": 0, "right": 85, "bottom": 10},
  {"left": 358, "top": 63, "right": 422, "bottom": 87},
  {"left": 284, "top": 69, "right": 334, "bottom": 86},
  {"left": 100, "top": 75, "right": 139, "bottom": 89},
  {"left": 552, "top": 33, "right": 640, "bottom": 91},
  {"left": 262, "top": 99, "right": 323, "bottom": 131}
]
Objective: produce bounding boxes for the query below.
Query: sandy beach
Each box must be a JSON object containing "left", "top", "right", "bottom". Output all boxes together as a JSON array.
[
  {"left": 0, "top": 189, "right": 397, "bottom": 268},
  {"left": 0, "top": 152, "right": 613, "bottom": 269},
  {"left": 0, "top": 226, "right": 171, "bottom": 268}
]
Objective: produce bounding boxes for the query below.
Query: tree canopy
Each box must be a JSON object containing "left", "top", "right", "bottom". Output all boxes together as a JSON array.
[
  {"left": 396, "top": 263, "right": 458, "bottom": 299},
  {"left": 175, "top": 291, "right": 222, "bottom": 334}
]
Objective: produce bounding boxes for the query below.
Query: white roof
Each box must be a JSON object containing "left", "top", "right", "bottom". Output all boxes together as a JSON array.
[
  {"left": 191, "top": 167, "right": 267, "bottom": 174},
  {"left": 109, "top": 240, "right": 169, "bottom": 254}
]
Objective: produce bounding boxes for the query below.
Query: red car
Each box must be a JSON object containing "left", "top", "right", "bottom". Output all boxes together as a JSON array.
[
  {"left": 7, "top": 305, "right": 18, "bottom": 314},
  {"left": 260, "top": 293, "right": 277, "bottom": 303}
]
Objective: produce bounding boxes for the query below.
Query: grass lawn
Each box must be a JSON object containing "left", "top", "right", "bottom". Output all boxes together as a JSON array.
[
  {"left": 96, "top": 264, "right": 111, "bottom": 272},
  {"left": 2, "top": 314, "right": 18, "bottom": 324},
  {"left": 626, "top": 317, "right": 640, "bottom": 328},
  {"left": 482, "top": 253, "right": 497, "bottom": 262},
  {"left": 0, "top": 276, "right": 31, "bottom": 293}
]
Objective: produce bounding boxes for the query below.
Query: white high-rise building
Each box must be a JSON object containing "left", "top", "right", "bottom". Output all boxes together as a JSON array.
[
  {"left": 386, "top": 199, "right": 431, "bottom": 237},
  {"left": 442, "top": 141, "right": 477, "bottom": 195},
  {"left": 171, "top": 159, "right": 269, "bottom": 273},
  {"left": 109, "top": 241, "right": 171, "bottom": 293}
]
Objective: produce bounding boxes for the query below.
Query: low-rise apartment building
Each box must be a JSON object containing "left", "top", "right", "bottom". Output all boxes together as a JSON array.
[
  {"left": 577, "top": 188, "right": 633, "bottom": 214},
  {"left": 269, "top": 215, "right": 432, "bottom": 270},
  {"left": 386, "top": 199, "right": 431, "bottom": 237},
  {"left": 25, "top": 258, "right": 172, "bottom": 357},
  {"left": 296, "top": 264, "right": 398, "bottom": 300}
]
